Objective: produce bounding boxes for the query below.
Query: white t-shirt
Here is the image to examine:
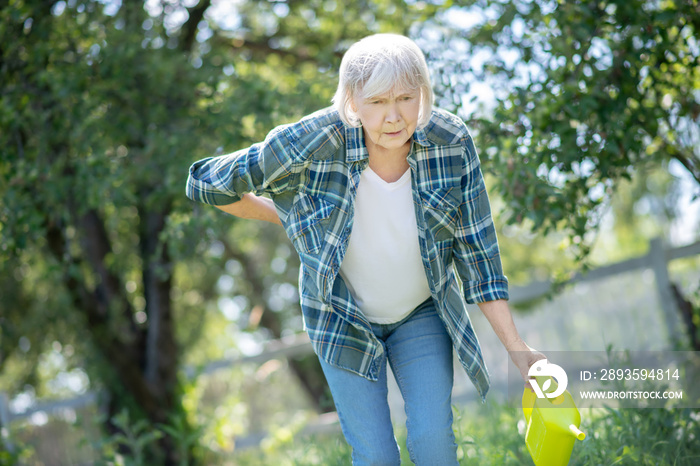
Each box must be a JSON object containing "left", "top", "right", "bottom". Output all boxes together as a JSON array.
[{"left": 339, "top": 166, "right": 432, "bottom": 324}]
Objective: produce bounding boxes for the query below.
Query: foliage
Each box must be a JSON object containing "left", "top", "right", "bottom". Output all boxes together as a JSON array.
[
  {"left": 577, "top": 407, "right": 700, "bottom": 465},
  {"left": 2, "top": 0, "right": 699, "bottom": 462},
  {"left": 232, "top": 430, "right": 352, "bottom": 465},
  {"left": 227, "top": 401, "right": 700, "bottom": 465},
  {"left": 425, "top": 0, "right": 700, "bottom": 260},
  {"left": 91, "top": 408, "right": 209, "bottom": 466},
  {"left": 99, "top": 409, "right": 164, "bottom": 465},
  {"left": 0, "top": 445, "right": 32, "bottom": 466},
  {"left": 452, "top": 402, "right": 531, "bottom": 464},
  {"left": 0, "top": 0, "right": 451, "bottom": 462}
]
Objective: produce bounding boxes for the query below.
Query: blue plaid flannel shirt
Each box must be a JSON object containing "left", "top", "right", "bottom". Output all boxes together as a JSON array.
[{"left": 186, "top": 107, "right": 509, "bottom": 400}]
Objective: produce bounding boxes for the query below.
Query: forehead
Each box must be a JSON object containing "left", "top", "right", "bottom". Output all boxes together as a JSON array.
[{"left": 361, "top": 86, "right": 418, "bottom": 100}]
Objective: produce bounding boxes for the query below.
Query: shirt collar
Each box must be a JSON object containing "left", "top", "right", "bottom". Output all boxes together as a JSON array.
[
  {"left": 412, "top": 125, "right": 432, "bottom": 148},
  {"left": 344, "top": 125, "right": 368, "bottom": 162},
  {"left": 344, "top": 124, "right": 433, "bottom": 163}
]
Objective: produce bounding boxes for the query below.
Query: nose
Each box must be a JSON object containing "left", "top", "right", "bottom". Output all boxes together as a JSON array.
[{"left": 385, "top": 102, "right": 401, "bottom": 123}]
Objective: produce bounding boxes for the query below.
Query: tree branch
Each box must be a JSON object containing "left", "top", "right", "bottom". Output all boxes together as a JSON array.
[
  {"left": 671, "top": 150, "right": 700, "bottom": 187},
  {"left": 219, "top": 238, "right": 283, "bottom": 336},
  {"left": 659, "top": 130, "right": 700, "bottom": 186},
  {"left": 180, "top": 0, "right": 212, "bottom": 54},
  {"left": 212, "top": 35, "right": 343, "bottom": 66}
]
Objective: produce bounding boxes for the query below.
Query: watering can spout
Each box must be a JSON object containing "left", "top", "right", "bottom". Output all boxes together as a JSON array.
[{"left": 569, "top": 424, "right": 586, "bottom": 441}]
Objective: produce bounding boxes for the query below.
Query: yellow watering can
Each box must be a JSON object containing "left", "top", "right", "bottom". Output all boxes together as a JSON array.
[{"left": 522, "top": 375, "right": 586, "bottom": 466}]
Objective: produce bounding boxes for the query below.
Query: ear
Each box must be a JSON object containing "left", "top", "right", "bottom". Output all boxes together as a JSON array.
[{"left": 349, "top": 89, "right": 361, "bottom": 113}]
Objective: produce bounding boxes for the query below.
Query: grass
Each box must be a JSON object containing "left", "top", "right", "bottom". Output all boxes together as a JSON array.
[
  {"left": 227, "top": 400, "right": 700, "bottom": 465},
  {"left": 7, "top": 395, "right": 699, "bottom": 465}
]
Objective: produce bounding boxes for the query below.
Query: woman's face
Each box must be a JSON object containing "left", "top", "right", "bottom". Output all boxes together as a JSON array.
[{"left": 352, "top": 87, "right": 420, "bottom": 156}]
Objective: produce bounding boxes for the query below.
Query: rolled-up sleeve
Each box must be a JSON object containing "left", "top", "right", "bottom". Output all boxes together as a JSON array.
[
  {"left": 186, "top": 126, "right": 295, "bottom": 205},
  {"left": 453, "top": 134, "right": 509, "bottom": 304}
]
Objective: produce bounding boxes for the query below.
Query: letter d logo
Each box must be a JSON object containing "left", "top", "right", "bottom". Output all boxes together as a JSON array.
[{"left": 528, "top": 359, "right": 568, "bottom": 399}]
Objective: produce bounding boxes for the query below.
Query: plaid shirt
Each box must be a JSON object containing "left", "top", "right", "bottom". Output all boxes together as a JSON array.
[{"left": 186, "top": 107, "right": 509, "bottom": 400}]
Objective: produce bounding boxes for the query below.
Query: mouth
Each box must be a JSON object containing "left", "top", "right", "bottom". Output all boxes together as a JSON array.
[{"left": 385, "top": 129, "right": 403, "bottom": 137}]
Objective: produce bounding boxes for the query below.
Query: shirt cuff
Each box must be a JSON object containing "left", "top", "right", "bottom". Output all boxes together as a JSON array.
[
  {"left": 185, "top": 160, "right": 243, "bottom": 205},
  {"left": 463, "top": 276, "right": 509, "bottom": 304}
]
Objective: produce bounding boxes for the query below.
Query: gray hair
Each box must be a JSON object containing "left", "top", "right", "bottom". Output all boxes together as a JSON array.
[{"left": 332, "top": 34, "right": 434, "bottom": 128}]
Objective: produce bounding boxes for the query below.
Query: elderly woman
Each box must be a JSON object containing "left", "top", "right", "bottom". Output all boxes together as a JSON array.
[{"left": 187, "top": 33, "right": 542, "bottom": 465}]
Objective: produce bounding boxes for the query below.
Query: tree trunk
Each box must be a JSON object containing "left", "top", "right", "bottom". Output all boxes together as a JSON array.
[
  {"left": 222, "top": 239, "right": 332, "bottom": 412},
  {"left": 672, "top": 283, "right": 700, "bottom": 351},
  {"left": 45, "top": 202, "right": 187, "bottom": 464}
]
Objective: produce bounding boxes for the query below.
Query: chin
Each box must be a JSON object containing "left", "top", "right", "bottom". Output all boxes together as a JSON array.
[{"left": 378, "top": 140, "right": 408, "bottom": 151}]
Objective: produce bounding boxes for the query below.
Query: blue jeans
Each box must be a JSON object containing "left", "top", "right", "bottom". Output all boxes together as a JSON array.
[{"left": 319, "top": 298, "right": 459, "bottom": 465}]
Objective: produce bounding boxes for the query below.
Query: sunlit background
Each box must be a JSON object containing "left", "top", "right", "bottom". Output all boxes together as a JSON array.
[{"left": 1, "top": 0, "right": 699, "bottom": 464}]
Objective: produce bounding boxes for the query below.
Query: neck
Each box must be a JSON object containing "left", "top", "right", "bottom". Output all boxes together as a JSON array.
[{"left": 366, "top": 140, "right": 411, "bottom": 183}]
